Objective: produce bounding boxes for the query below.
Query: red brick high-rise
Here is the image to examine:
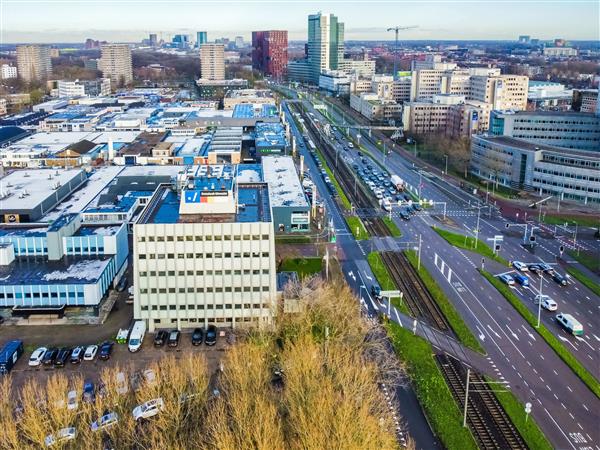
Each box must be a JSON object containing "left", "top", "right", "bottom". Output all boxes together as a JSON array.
[{"left": 252, "top": 30, "right": 288, "bottom": 79}]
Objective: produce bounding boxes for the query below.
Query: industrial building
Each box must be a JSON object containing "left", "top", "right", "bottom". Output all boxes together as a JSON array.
[{"left": 254, "top": 123, "right": 287, "bottom": 155}]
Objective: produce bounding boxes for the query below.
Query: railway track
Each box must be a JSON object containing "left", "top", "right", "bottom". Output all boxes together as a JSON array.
[
  {"left": 293, "top": 104, "right": 391, "bottom": 237},
  {"left": 436, "top": 354, "right": 527, "bottom": 450},
  {"left": 380, "top": 251, "right": 450, "bottom": 332}
]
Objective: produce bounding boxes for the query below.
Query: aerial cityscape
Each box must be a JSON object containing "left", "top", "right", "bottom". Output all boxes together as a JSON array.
[{"left": 0, "top": 1, "right": 599, "bottom": 449}]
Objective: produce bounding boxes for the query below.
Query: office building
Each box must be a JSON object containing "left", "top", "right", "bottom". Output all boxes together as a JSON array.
[
  {"left": 543, "top": 47, "right": 578, "bottom": 57},
  {"left": 223, "top": 89, "right": 274, "bottom": 109},
  {"left": 200, "top": 44, "right": 225, "bottom": 80},
  {"left": 16, "top": 45, "right": 52, "bottom": 82},
  {"left": 1, "top": 64, "right": 17, "bottom": 80},
  {"left": 308, "top": 12, "right": 344, "bottom": 83},
  {"left": 172, "top": 34, "right": 190, "bottom": 49},
  {"left": 490, "top": 110, "right": 600, "bottom": 151},
  {"left": 574, "top": 89, "right": 598, "bottom": 115},
  {"left": 445, "top": 101, "right": 492, "bottom": 139},
  {"left": 468, "top": 75, "right": 528, "bottom": 111},
  {"left": 0, "top": 99, "right": 7, "bottom": 117},
  {"left": 196, "top": 31, "right": 208, "bottom": 47},
  {"left": 527, "top": 81, "right": 573, "bottom": 111},
  {"left": 133, "top": 165, "right": 277, "bottom": 330},
  {"left": 57, "top": 78, "right": 111, "bottom": 98},
  {"left": 470, "top": 135, "right": 600, "bottom": 205},
  {"left": 99, "top": 44, "right": 133, "bottom": 86},
  {"left": 338, "top": 57, "right": 376, "bottom": 78},
  {"left": 149, "top": 33, "right": 158, "bottom": 46},
  {"left": 319, "top": 70, "right": 351, "bottom": 96},
  {"left": 402, "top": 94, "right": 465, "bottom": 135},
  {"left": 518, "top": 35, "right": 531, "bottom": 44},
  {"left": 252, "top": 30, "right": 288, "bottom": 79},
  {"left": 411, "top": 54, "right": 457, "bottom": 71},
  {"left": 235, "top": 36, "right": 244, "bottom": 48}
]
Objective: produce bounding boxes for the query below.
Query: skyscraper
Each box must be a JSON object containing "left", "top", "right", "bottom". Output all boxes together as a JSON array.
[
  {"left": 308, "top": 13, "right": 344, "bottom": 83},
  {"left": 16, "top": 45, "right": 52, "bottom": 82},
  {"left": 99, "top": 44, "right": 133, "bottom": 86},
  {"left": 200, "top": 43, "right": 225, "bottom": 80},
  {"left": 196, "top": 31, "right": 208, "bottom": 47},
  {"left": 252, "top": 30, "right": 288, "bottom": 79},
  {"left": 235, "top": 36, "right": 244, "bottom": 48},
  {"left": 149, "top": 33, "right": 158, "bottom": 46}
]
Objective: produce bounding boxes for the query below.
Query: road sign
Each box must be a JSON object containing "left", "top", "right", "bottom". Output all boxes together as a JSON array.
[
  {"left": 495, "top": 244, "right": 501, "bottom": 251},
  {"left": 494, "top": 235, "right": 504, "bottom": 241},
  {"left": 505, "top": 223, "right": 510, "bottom": 229},
  {"left": 380, "top": 290, "right": 401, "bottom": 298}
]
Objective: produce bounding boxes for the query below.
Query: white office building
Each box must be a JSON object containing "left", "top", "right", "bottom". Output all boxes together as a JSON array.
[{"left": 1, "top": 64, "right": 17, "bottom": 80}]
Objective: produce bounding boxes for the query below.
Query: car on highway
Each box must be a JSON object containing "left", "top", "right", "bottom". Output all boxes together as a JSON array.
[
  {"left": 133, "top": 398, "right": 164, "bottom": 421},
  {"left": 412, "top": 203, "right": 422, "bottom": 212},
  {"left": 70, "top": 346, "right": 84, "bottom": 364},
  {"left": 534, "top": 295, "right": 558, "bottom": 311},
  {"left": 44, "top": 427, "right": 76, "bottom": 447},
  {"left": 399, "top": 210, "right": 411, "bottom": 221},
  {"left": 167, "top": 330, "right": 181, "bottom": 347},
  {"left": 98, "top": 341, "right": 114, "bottom": 360},
  {"left": 83, "top": 345, "right": 98, "bottom": 361},
  {"left": 538, "top": 262, "right": 555, "bottom": 275},
  {"left": 371, "top": 285, "right": 383, "bottom": 301},
  {"left": 552, "top": 272, "right": 568, "bottom": 286},
  {"left": 54, "top": 348, "right": 71, "bottom": 368},
  {"left": 192, "top": 328, "right": 204, "bottom": 346},
  {"left": 556, "top": 313, "right": 583, "bottom": 336},
  {"left": 499, "top": 274, "right": 515, "bottom": 286},
  {"left": 527, "top": 263, "right": 543, "bottom": 275},
  {"left": 91, "top": 411, "right": 119, "bottom": 432},
  {"left": 512, "top": 261, "right": 529, "bottom": 272},
  {"left": 29, "top": 347, "right": 47, "bottom": 367},
  {"left": 513, "top": 273, "right": 530, "bottom": 287}
]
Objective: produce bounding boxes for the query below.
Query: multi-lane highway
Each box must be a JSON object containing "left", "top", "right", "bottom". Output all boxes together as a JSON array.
[{"left": 281, "top": 90, "right": 600, "bottom": 450}]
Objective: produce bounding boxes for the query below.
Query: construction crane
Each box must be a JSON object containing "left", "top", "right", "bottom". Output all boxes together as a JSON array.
[{"left": 386, "top": 25, "right": 418, "bottom": 78}]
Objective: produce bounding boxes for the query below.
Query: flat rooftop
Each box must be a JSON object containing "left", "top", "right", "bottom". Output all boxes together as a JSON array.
[
  {"left": 226, "top": 89, "right": 273, "bottom": 99},
  {"left": 232, "top": 104, "right": 278, "bottom": 119},
  {"left": 255, "top": 123, "right": 286, "bottom": 149},
  {"left": 262, "top": 156, "right": 308, "bottom": 208},
  {"left": 0, "top": 256, "right": 112, "bottom": 285}
]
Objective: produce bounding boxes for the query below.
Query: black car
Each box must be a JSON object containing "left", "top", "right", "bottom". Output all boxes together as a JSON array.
[
  {"left": 371, "top": 285, "right": 383, "bottom": 301},
  {"left": 42, "top": 348, "right": 58, "bottom": 366},
  {"left": 403, "top": 194, "right": 410, "bottom": 201},
  {"left": 153, "top": 330, "right": 168, "bottom": 347},
  {"left": 54, "top": 347, "right": 71, "bottom": 368},
  {"left": 399, "top": 210, "right": 411, "bottom": 221},
  {"left": 191, "top": 328, "right": 204, "bottom": 346},
  {"left": 167, "top": 330, "right": 181, "bottom": 347},
  {"left": 116, "top": 278, "right": 128, "bottom": 292},
  {"left": 412, "top": 204, "right": 422, "bottom": 212},
  {"left": 357, "top": 151, "right": 363, "bottom": 157},
  {"left": 205, "top": 325, "right": 217, "bottom": 346},
  {"left": 552, "top": 272, "right": 568, "bottom": 286},
  {"left": 98, "top": 341, "right": 114, "bottom": 360},
  {"left": 528, "top": 264, "right": 543, "bottom": 275}
]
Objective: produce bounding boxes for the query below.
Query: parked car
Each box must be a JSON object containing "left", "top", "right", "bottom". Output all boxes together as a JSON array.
[
  {"left": 512, "top": 261, "right": 529, "bottom": 272},
  {"left": 556, "top": 313, "right": 583, "bottom": 336},
  {"left": 499, "top": 274, "right": 515, "bottom": 286},
  {"left": 45, "top": 427, "right": 77, "bottom": 447},
  {"left": 535, "top": 295, "right": 558, "bottom": 311},
  {"left": 167, "top": 330, "right": 181, "bottom": 347},
  {"left": 53, "top": 348, "right": 70, "bottom": 368},
  {"left": 153, "top": 330, "right": 168, "bottom": 347},
  {"left": 98, "top": 341, "right": 114, "bottom": 361},
  {"left": 42, "top": 348, "right": 58, "bottom": 366},
  {"left": 83, "top": 380, "right": 95, "bottom": 403},
  {"left": 552, "top": 272, "right": 568, "bottom": 286},
  {"left": 513, "top": 274, "right": 530, "bottom": 287},
  {"left": 70, "top": 346, "right": 84, "bottom": 364},
  {"left": 205, "top": 325, "right": 217, "bottom": 346},
  {"left": 67, "top": 390, "right": 78, "bottom": 411},
  {"left": 192, "top": 328, "right": 204, "bottom": 346},
  {"left": 132, "top": 398, "right": 164, "bottom": 421},
  {"left": 83, "top": 345, "right": 98, "bottom": 361},
  {"left": 91, "top": 411, "right": 119, "bottom": 432},
  {"left": 29, "top": 347, "right": 47, "bottom": 367}
]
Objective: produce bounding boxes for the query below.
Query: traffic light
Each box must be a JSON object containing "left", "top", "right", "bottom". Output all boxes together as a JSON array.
[{"left": 529, "top": 235, "right": 536, "bottom": 242}]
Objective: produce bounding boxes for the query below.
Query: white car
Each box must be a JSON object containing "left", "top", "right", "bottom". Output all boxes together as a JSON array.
[
  {"left": 45, "top": 427, "right": 76, "bottom": 447},
  {"left": 535, "top": 295, "right": 558, "bottom": 311},
  {"left": 29, "top": 347, "right": 48, "bottom": 367},
  {"left": 132, "top": 398, "right": 164, "bottom": 421},
  {"left": 83, "top": 345, "right": 98, "bottom": 361},
  {"left": 91, "top": 412, "right": 118, "bottom": 432},
  {"left": 512, "top": 261, "right": 529, "bottom": 272},
  {"left": 67, "top": 390, "right": 78, "bottom": 411},
  {"left": 116, "top": 372, "right": 129, "bottom": 395}
]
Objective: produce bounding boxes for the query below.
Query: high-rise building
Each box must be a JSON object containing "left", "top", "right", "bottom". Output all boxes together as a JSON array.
[
  {"left": 252, "top": 30, "right": 288, "bottom": 79},
  {"left": 235, "top": 36, "right": 244, "bottom": 48},
  {"left": 196, "top": 31, "right": 208, "bottom": 47},
  {"left": 200, "top": 43, "right": 225, "bottom": 80},
  {"left": 99, "top": 44, "right": 133, "bottom": 86},
  {"left": 16, "top": 45, "right": 52, "bottom": 82},
  {"left": 149, "top": 33, "right": 158, "bottom": 46},
  {"left": 307, "top": 12, "right": 344, "bottom": 83},
  {"left": 173, "top": 34, "right": 190, "bottom": 49}
]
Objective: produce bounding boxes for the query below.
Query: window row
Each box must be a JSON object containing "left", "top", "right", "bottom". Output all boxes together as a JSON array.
[
  {"left": 141, "top": 302, "right": 271, "bottom": 311},
  {"left": 139, "top": 285, "right": 271, "bottom": 294},
  {"left": 139, "top": 269, "right": 270, "bottom": 277},
  {"left": 138, "top": 234, "right": 270, "bottom": 242},
  {"left": 138, "top": 252, "right": 269, "bottom": 260}
]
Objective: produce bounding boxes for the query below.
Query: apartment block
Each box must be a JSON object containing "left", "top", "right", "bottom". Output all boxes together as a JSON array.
[
  {"left": 99, "top": 44, "right": 133, "bottom": 86},
  {"left": 252, "top": 30, "right": 288, "bottom": 79},
  {"left": 16, "top": 45, "right": 52, "bottom": 82},
  {"left": 57, "top": 78, "right": 111, "bottom": 98},
  {"left": 200, "top": 44, "right": 225, "bottom": 80},
  {"left": 1, "top": 65, "right": 17, "bottom": 80}
]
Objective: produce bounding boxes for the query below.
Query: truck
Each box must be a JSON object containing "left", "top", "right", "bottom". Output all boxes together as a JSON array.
[
  {"left": 555, "top": 313, "right": 583, "bottom": 336},
  {"left": 390, "top": 175, "right": 405, "bottom": 192},
  {"left": 0, "top": 340, "right": 24, "bottom": 375},
  {"left": 128, "top": 320, "right": 147, "bottom": 353}
]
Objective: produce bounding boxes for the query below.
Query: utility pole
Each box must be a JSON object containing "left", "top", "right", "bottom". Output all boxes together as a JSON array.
[
  {"left": 386, "top": 25, "right": 418, "bottom": 79},
  {"left": 537, "top": 275, "right": 543, "bottom": 328},
  {"left": 417, "top": 234, "right": 422, "bottom": 270},
  {"left": 475, "top": 206, "right": 481, "bottom": 249},
  {"left": 463, "top": 368, "right": 471, "bottom": 428}
]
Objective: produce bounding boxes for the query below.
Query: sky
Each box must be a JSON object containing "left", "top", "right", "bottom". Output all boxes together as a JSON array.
[{"left": 1, "top": 0, "right": 599, "bottom": 44}]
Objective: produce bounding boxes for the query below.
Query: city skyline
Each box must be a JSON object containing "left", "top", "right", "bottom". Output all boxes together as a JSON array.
[{"left": 1, "top": 0, "right": 599, "bottom": 43}]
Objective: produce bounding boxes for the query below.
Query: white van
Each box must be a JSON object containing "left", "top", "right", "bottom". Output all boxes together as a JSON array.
[
  {"left": 128, "top": 321, "right": 147, "bottom": 352},
  {"left": 555, "top": 313, "right": 583, "bottom": 336}
]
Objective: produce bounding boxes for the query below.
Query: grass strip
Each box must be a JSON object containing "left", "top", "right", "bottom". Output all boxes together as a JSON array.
[
  {"left": 542, "top": 215, "right": 600, "bottom": 228},
  {"left": 404, "top": 250, "right": 485, "bottom": 354},
  {"left": 366, "top": 252, "right": 408, "bottom": 314},
  {"left": 313, "top": 148, "right": 351, "bottom": 211},
  {"left": 346, "top": 216, "right": 369, "bottom": 241},
  {"left": 484, "top": 376, "right": 553, "bottom": 450},
  {"left": 386, "top": 321, "right": 478, "bottom": 450},
  {"left": 382, "top": 217, "right": 402, "bottom": 237},
  {"left": 567, "top": 250, "right": 600, "bottom": 274},
  {"left": 279, "top": 257, "right": 323, "bottom": 279},
  {"left": 432, "top": 226, "right": 508, "bottom": 265},
  {"left": 275, "top": 236, "right": 312, "bottom": 244},
  {"left": 566, "top": 267, "right": 600, "bottom": 297},
  {"left": 480, "top": 270, "right": 600, "bottom": 399}
]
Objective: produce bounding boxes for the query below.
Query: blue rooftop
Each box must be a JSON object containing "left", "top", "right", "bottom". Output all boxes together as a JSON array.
[
  {"left": 255, "top": 122, "right": 286, "bottom": 150},
  {"left": 48, "top": 213, "right": 79, "bottom": 232},
  {"left": 74, "top": 225, "right": 121, "bottom": 237},
  {"left": 232, "top": 103, "right": 278, "bottom": 119},
  {"left": 0, "top": 226, "right": 48, "bottom": 238},
  {"left": 84, "top": 195, "right": 138, "bottom": 214}
]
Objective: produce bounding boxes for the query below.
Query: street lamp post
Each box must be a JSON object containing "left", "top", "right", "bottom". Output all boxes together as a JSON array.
[
  {"left": 417, "top": 234, "right": 422, "bottom": 270},
  {"left": 444, "top": 154, "right": 448, "bottom": 175},
  {"left": 536, "top": 275, "right": 543, "bottom": 328},
  {"left": 475, "top": 206, "right": 481, "bottom": 249}
]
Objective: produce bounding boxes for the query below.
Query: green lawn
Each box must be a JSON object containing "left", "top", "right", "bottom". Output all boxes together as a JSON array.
[
  {"left": 382, "top": 217, "right": 402, "bottom": 237},
  {"left": 366, "top": 252, "right": 407, "bottom": 314},
  {"left": 485, "top": 376, "right": 553, "bottom": 450},
  {"left": 432, "top": 226, "right": 508, "bottom": 265},
  {"left": 404, "top": 250, "right": 485, "bottom": 354},
  {"left": 566, "top": 267, "right": 600, "bottom": 297},
  {"left": 275, "top": 235, "right": 312, "bottom": 244},
  {"left": 279, "top": 257, "right": 323, "bottom": 279},
  {"left": 346, "top": 216, "right": 369, "bottom": 240},
  {"left": 480, "top": 270, "right": 600, "bottom": 399},
  {"left": 542, "top": 215, "right": 600, "bottom": 229},
  {"left": 386, "top": 322, "right": 478, "bottom": 450},
  {"left": 567, "top": 250, "right": 600, "bottom": 274}
]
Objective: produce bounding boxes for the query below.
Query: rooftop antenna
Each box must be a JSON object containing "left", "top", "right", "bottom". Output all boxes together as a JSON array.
[{"left": 386, "top": 25, "right": 418, "bottom": 79}]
